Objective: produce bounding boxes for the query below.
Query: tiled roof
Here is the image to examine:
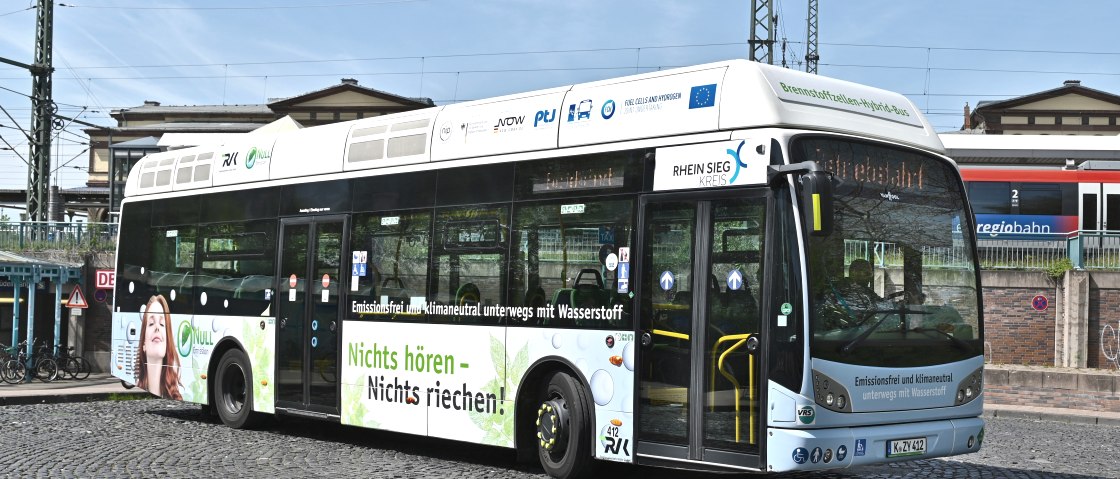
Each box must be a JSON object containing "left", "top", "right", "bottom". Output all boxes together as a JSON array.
[
  {"left": 115, "top": 104, "right": 274, "bottom": 115},
  {"left": 106, "top": 122, "right": 268, "bottom": 133}
]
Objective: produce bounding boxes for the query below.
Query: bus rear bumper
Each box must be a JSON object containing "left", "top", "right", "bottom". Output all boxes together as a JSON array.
[{"left": 765, "top": 416, "right": 985, "bottom": 472}]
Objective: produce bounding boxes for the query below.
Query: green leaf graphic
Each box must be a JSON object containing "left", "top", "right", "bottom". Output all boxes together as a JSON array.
[{"left": 468, "top": 334, "right": 527, "bottom": 447}]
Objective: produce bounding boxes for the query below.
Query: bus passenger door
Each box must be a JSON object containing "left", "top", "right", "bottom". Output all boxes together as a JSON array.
[
  {"left": 635, "top": 194, "right": 765, "bottom": 468},
  {"left": 276, "top": 216, "right": 348, "bottom": 416}
]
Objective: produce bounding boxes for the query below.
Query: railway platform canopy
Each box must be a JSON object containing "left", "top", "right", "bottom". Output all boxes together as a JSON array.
[
  {"left": 0, "top": 251, "right": 83, "bottom": 358},
  {"left": 940, "top": 133, "right": 1120, "bottom": 166}
]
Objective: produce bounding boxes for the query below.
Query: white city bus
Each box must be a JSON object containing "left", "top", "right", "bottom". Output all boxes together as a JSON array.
[{"left": 111, "top": 60, "right": 984, "bottom": 477}]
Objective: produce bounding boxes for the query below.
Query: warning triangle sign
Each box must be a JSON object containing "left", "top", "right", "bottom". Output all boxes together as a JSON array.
[{"left": 67, "top": 286, "right": 89, "bottom": 309}]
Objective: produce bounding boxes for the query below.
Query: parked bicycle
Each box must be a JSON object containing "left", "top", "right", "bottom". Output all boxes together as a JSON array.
[
  {"left": 49, "top": 343, "right": 92, "bottom": 380},
  {"left": 0, "top": 342, "right": 19, "bottom": 383},
  {"left": 0, "top": 340, "right": 58, "bottom": 383}
]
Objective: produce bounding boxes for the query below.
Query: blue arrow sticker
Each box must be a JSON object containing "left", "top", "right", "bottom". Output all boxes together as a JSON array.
[
  {"left": 659, "top": 271, "right": 675, "bottom": 291},
  {"left": 727, "top": 269, "right": 744, "bottom": 291}
]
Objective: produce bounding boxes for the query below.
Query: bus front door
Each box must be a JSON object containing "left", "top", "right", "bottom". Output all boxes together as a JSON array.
[
  {"left": 276, "top": 216, "right": 348, "bottom": 416},
  {"left": 635, "top": 194, "right": 764, "bottom": 468}
]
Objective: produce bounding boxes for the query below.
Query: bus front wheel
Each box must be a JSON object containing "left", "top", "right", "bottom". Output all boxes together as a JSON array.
[
  {"left": 536, "top": 371, "right": 596, "bottom": 479},
  {"left": 215, "top": 349, "right": 262, "bottom": 429}
]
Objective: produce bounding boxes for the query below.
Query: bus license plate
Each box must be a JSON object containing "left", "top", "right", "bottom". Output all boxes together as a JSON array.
[{"left": 886, "top": 437, "right": 926, "bottom": 457}]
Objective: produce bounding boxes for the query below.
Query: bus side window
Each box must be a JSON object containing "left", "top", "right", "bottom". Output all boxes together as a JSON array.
[
  {"left": 148, "top": 225, "right": 197, "bottom": 316},
  {"left": 349, "top": 210, "right": 432, "bottom": 322},
  {"left": 509, "top": 198, "right": 634, "bottom": 329},
  {"left": 196, "top": 220, "right": 275, "bottom": 317},
  {"left": 115, "top": 201, "right": 153, "bottom": 313},
  {"left": 430, "top": 205, "right": 510, "bottom": 324}
]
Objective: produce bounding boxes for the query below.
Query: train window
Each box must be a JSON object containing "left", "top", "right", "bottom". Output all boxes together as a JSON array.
[
  {"left": 969, "top": 182, "right": 1010, "bottom": 214},
  {"left": 1019, "top": 183, "right": 1062, "bottom": 216}
]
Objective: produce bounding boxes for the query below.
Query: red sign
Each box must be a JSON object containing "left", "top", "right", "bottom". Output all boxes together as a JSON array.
[
  {"left": 95, "top": 270, "right": 115, "bottom": 289},
  {"left": 289, "top": 274, "right": 298, "bottom": 288},
  {"left": 321, "top": 274, "right": 330, "bottom": 288},
  {"left": 1032, "top": 294, "right": 1048, "bottom": 311},
  {"left": 68, "top": 287, "right": 89, "bottom": 309}
]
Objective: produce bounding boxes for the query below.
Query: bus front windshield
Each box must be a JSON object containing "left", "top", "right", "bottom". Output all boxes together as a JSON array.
[{"left": 796, "top": 137, "right": 982, "bottom": 368}]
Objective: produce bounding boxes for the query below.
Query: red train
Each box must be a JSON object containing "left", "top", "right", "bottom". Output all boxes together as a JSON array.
[{"left": 959, "top": 162, "right": 1120, "bottom": 236}]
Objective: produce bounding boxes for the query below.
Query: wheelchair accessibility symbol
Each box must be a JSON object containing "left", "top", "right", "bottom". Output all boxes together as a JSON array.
[{"left": 792, "top": 447, "right": 808, "bottom": 464}]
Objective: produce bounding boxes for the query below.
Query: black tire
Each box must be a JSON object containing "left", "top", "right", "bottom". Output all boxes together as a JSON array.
[
  {"left": 535, "top": 371, "right": 597, "bottom": 479},
  {"left": 73, "top": 357, "right": 91, "bottom": 380},
  {"left": 214, "top": 349, "right": 263, "bottom": 429},
  {"left": 60, "top": 357, "right": 80, "bottom": 380},
  {"left": 0, "top": 360, "right": 20, "bottom": 384},
  {"left": 35, "top": 358, "right": 58, "bottom": 382},
  {"left": 120, "top": 379, "right": 135, "bottom": 389}
]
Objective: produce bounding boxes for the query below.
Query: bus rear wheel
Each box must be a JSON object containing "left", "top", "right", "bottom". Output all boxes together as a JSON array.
[
  {"left": 536, "top": 371, "right": 596, "bottom": 479},
  {"left": 215, "top": 349, "right": 263, "bottom": 429}
]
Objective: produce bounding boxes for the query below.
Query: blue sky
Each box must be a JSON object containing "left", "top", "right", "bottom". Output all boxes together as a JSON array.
[{"left": 1, "top": 0, "right": 1119, "bottom": 193}]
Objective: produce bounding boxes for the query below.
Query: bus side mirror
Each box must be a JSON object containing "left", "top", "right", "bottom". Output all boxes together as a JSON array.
[
  {"left": 800, "top": 171, "right": 833, "bottom": 236},
  {"left": 768, "top": 162, "right": 834, "bottom": 237}
]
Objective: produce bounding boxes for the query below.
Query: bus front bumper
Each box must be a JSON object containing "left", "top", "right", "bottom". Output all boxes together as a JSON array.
[{"left": 765, "top": 416, "right": 984, "bottom": 472}]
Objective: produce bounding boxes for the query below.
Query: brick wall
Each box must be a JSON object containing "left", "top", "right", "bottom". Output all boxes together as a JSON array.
[
  {"left": 984, "top": 365, "right": 1120, "bottom": 412},
  {"left": 982, "top": 287, "right": 1055, "bottom": 365},
  {"left": 1088, "top": 288, "right": 1120, "bottom": 369}
]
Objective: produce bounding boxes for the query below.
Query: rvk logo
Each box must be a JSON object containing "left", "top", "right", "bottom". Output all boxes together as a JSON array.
[
  {"left": 797, "top": 405, "right": 816, "bottom": 424},
  {"left": 600, "top": 421, "right": 630, "bottom": 457},
  {"left": 221, "top": 152, "right": 238, "bottom": 167}
]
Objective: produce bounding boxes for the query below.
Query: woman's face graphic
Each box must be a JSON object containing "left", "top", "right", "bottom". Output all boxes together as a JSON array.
[{"left": 144, "top": 301, "right": 167, "bottom": 362}]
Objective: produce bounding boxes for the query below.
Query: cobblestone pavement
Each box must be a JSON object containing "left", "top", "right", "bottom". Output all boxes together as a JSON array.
[{"left": 0, "top": 399, "right": 1116, "bottom": 478}]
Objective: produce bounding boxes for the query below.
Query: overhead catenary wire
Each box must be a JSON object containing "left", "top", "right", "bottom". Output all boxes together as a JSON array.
[
  {"left": 2, "top": 40, "right": 1118, "bottom": 74},
  {"left": 0, "top": 134, "right": 28, "bottom": 165},
  {"left": 4, "top": 62, "right": 1117, "bottom": 83},
  {"left": 56, "top": 0, "right": 427, "bottom": 11},
  {"left": 0, "top": 4, "right": 35, "bottom": 17},
  {"left": 0, "top": 32, "right": 1112, "bottom": 147}
]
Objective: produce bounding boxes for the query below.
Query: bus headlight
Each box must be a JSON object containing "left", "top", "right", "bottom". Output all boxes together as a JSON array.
[
  {"left": 954, "top": 367, "right": 983, "bottom": 406},
  {"left": 812, "top": 370, "right": 852, "bottom": 413}
]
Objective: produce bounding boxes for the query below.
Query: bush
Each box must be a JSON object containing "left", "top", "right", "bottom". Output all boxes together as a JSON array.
[{"left": 1043, "top": 258, "right": 1074, "bottom": 280}]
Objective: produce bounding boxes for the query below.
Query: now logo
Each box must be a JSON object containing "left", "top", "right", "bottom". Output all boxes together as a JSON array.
[{"left": 494, "top": 116, "right": 525, "bottom": 129}]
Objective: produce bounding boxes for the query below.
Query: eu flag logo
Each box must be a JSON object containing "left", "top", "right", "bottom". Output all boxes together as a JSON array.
[{"left": 689, "top": 84, "right": 717, "bottom": 109}]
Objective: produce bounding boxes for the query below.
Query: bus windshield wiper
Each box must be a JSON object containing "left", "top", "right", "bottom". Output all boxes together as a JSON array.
[
  {"left": 907, "top": 327, "right": 974, "bottom": 353},
  {"left": 839, "top": 307, "right": 928, "bottom": 355}
]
